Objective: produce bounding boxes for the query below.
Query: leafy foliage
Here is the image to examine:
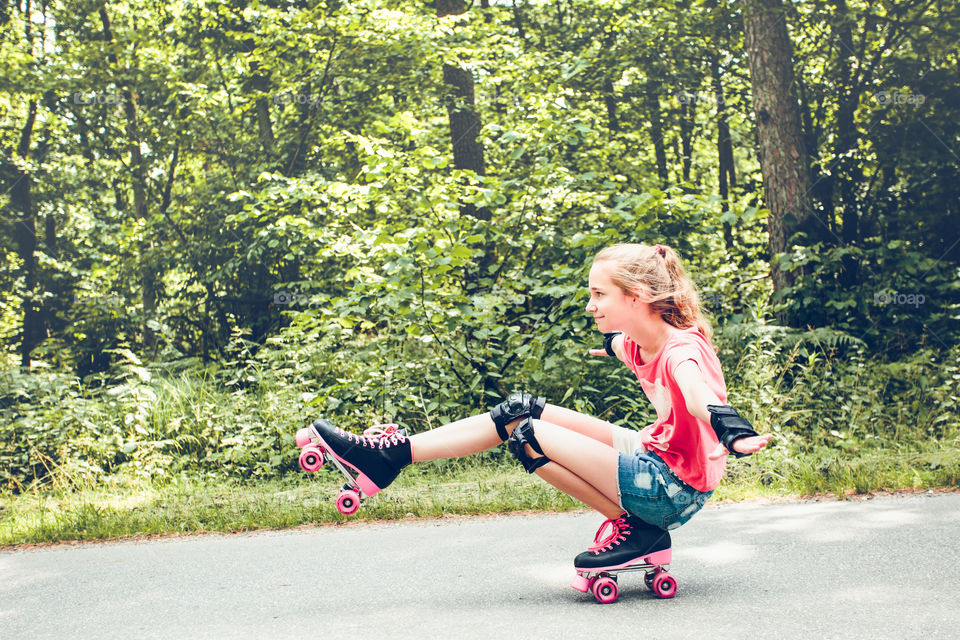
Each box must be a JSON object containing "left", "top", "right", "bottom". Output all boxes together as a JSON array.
[{"left": 1, "top": 0, "right": 958, "bottom": 494}]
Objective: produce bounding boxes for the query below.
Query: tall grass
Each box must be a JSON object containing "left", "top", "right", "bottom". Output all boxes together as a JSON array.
[
  {"left": 3, "top": 445, "right": 958, "bottom": 547},
  {"left": 2, "top": 330, "right": 958, "bottom": 545}
]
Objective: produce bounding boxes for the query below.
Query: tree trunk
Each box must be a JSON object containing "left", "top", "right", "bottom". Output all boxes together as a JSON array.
[
  {"left": 706, "top": 0, "right": 737, "bottom": 249},
  {"left": 11, "top": 0, "right": 40, "bottom": 368},
  {"left": 100, "top": 6, "right": 158, "bottom": 351},
  {"left": 13, "top": 100, "right": 39, "bottom": 368},
  {"left": 437, "top": 0, "right": 498, "bottom": 401},
  {"left": 250, "top": 60, "right": 276, "bottom": 156},
  {"left": 797, "top": 73, "right": 833, "bottom": 236},
  {"left": 436, "top": 0, "right": 466, "bottom": 16},
  {"left": 741, "top": 0, "right": 814, "bottom": 296},
  {"left": 645, "top": 79, "right": 669, "bottom": 188},
  {"left": 511, "top": 0, "right": 528, "bottom": 48},
  {"left": 832, "top": 0, "right": 861, "bottom": 286},
  {"left": 679, "top": 98, "right": 695, "bottom": 183},
  {"left": 712, "top": 56, "right": 736, "bottom": 250},
  {"left": 438, "top": 0, "right": 490, "bottom": 222},
  {"left": 442, "top": 63, "right": 490, "bottom": 220},
  {"left": 603, "top": 79, "right": 619, "bottom": 134}
]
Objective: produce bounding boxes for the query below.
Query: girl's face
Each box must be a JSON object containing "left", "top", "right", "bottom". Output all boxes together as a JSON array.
[{"left": 585, "top": 260, "right": 639, "bottom": 333}]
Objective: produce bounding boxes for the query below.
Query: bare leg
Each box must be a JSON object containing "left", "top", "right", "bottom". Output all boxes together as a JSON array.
[
  {"left": 409, "top": 414, "right": 504, "bottom": 462},
  {"left": 410, "top": 403, "right": 620, "bottom": 462},
  {"left": 534, "top": 462, "right": 623, "bottom": 519},
  {"left": 410, "top": 409, "right": 625, "bottom": 518},
  {"left": 539, "top": 404, "right": 617, "bottom": 447},
  {"left": 525, "top": 420, "right": 622, "bottom": 512}
]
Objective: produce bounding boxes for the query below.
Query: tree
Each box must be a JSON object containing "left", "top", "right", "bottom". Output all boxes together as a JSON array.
[
  {"left": 5, "top": 0, "right": 43, "bottom": 368},
  {"left": 437, "top": 0, "right": 490, "bottom": 222},
  {"left": 99, "top": 6, "right": 159, "bottom": 352},
  {"left": 741, "top": 0, "right": 814, "bottom": 297}
]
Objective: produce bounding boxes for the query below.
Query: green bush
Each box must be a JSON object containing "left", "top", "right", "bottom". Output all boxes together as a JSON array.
[
  {"left": 3, "top": 318, "right": 958, "bottom": 494},
  {"left": 773, "top": 240, "right": 960, "bottom": 351}
]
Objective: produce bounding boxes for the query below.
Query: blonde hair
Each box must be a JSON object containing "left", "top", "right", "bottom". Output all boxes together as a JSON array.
[{"left": 592, "top": 243, "right": 713, "bottom": 342}]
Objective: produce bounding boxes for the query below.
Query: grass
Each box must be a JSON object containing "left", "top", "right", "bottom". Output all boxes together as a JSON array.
[
  {"left": 2, "top": 444, "right": 958, "bottom": 548},
  {"left": 719, "top": 442, "right": 960, "bottom": 499},
  {"left": 0, "top": 461, "right": 578, "bottom": 547}
]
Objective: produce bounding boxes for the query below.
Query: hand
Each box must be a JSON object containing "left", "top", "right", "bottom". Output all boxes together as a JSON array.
[
  {"left": 733, "top": 433, "right": 773, "bottom": 454},
  {"left": 590, "top": 331, "right": 622, "bottom": 358},
  {"left": 707, "top": 433, "right": 773, "bottom": 460}
]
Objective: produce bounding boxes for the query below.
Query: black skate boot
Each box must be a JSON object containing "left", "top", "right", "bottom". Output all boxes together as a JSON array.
[
  {"left": 574, "top": 514, "right": 672, "bottom": 571},
  {"left": 300, "top": 418, "right": 412, "bottom": 497}
]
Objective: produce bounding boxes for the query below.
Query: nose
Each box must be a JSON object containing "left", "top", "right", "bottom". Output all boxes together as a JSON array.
[{"left": 585, "top": 299, "right": 596, "bottom": 314}]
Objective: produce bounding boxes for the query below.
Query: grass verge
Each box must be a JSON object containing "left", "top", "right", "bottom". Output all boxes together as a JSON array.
[{"left": 2, "top": 446, "right": 958, "bottom": 548}]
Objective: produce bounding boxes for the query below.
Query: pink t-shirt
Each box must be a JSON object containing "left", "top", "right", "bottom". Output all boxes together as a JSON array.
[{"left": 621, "top": 327, "right": 728, "bottom": 492}]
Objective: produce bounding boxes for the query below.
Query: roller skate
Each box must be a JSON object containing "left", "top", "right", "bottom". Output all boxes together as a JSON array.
[
  {"left": 571, "top": 514, "right": 677, "bottom": 603},
  {"left": 296, "top": 418, "right": 412, "bottom": 515}
]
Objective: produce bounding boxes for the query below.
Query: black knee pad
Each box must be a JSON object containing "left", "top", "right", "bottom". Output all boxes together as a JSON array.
[
  {"left": 490, "top": 393, "right": 547, "bottom": 442},
  {"left": 507, "top": 417, "right": 551, "bottom": 473}
]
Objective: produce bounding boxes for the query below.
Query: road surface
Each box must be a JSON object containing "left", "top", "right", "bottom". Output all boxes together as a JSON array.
[{"left": 2, "top": 492, "right": 958, "bottom": 639}]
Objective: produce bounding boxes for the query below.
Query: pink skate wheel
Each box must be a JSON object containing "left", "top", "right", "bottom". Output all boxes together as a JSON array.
[
  {"left": 644, "top": 569, "right": 660, "bottom": 591},
  {"left": 295, "top": 428, "right": 313, "bottom": 448},
  {"left": 652, "top": 572, "right": 678, "bottom": 599},
  {"left": 570, "top": 573, "right": 593, "bottom": 593},
  {"left": 336, "top": 489, "right": 360, "bottom": 515},
  {"left": 298, "top": 445, "right": 324, "bottom": 473},
  {"left": 592, "top": 576, "right": 619, "bottom": 604}
]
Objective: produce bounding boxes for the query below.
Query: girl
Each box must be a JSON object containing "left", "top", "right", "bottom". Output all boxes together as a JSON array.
[{"left": 297, "top": 243, "right": 771, "bottom": 570}]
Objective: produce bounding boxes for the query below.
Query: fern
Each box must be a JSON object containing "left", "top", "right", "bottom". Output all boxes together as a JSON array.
[{"left": 715, "top": 322, "right": 865, "bottom": 353}]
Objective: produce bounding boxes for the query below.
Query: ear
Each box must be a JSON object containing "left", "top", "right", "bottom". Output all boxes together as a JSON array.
[{"left": 626, "top": 286, "right": 648, "bottom": 306}]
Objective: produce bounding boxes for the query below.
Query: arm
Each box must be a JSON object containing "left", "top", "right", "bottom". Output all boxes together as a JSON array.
[
  {"left": 673, "top": 360, "right": 722, "bottom": 423},
  {"left": 673, "top": 360, "right": 772, "bottom": 458}
]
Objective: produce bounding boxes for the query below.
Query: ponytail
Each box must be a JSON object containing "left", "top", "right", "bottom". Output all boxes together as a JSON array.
[{"left": 593, "top": 243, "right": 713, "bottom": 343}]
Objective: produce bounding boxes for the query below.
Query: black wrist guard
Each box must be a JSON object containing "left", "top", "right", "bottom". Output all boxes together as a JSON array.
[
  {"left": 707, "top": 405, "right": 759, "bottom": 458},
  {"left": 603, "top": 331, "right": 622, "bottom": 357}
]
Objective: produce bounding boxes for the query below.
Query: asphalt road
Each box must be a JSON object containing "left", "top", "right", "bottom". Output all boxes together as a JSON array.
[{"left": 2, "top": 492, "right": 958, "bottom": 639}]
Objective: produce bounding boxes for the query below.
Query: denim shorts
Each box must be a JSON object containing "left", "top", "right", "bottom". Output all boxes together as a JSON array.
[{"left": 617, "top": 450, "right": 713, "bottom": 531}]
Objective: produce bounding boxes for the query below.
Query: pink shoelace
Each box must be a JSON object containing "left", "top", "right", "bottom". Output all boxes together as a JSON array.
[
  {"left": 588, "top": 516, "right": 633, "bottom": 554},
  {"left": 336, "top": 424, "right": 407, "bottom": 448}
]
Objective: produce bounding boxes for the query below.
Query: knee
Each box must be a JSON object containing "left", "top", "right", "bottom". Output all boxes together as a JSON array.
[
  {"left": 507, "top": 417, "right": 552, "bottom": 473},
  {"left": 490, "top": 393, "right": 547, "bottom": 442}
]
